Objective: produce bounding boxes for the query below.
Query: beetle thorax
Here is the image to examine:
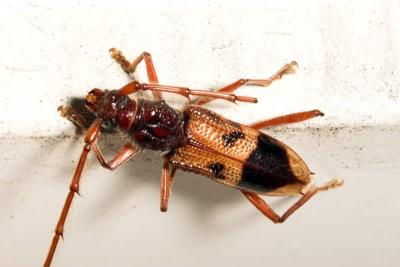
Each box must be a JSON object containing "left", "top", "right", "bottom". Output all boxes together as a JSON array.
[{"left": 130, "top": 99, "right": 185, "bottom": 151}]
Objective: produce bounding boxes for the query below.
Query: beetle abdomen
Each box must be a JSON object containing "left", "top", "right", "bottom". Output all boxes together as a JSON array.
[{"left": 169, "top": 105, "right": 311, "bottom": 195}]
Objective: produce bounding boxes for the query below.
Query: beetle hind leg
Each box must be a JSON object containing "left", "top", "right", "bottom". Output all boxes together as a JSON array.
[
  {"left": 242, "top": 189, "right": 317, "bottom": 223},
  {"left": 314, "top": 177, "right": 343, "bottom": 192},
  {"left": 242, "top": 177, "right": 343, "bottom": 223}
]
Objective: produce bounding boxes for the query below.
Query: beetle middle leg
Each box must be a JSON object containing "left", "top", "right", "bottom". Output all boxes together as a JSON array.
[
  {"left": 91, "top": 142, "right": 139, "bottom": 170},
  {"left": 194, "top": 61, "right": 298, "bottom": 106},
  {"left": 160, "top": 156, "right": 177, "bottom": 212},
  {"left": 249, "top": 109, "right": 325, "bottom": 129},
  {"left": 241, "top": 177, "right": 343, "bottom": 223},
  {"left": 109, "top": 48, "right": 162, "bottom": 100}
]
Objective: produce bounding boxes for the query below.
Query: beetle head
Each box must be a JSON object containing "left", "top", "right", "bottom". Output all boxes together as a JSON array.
[{"left": 85, "top": 88, "right": 137, "bottom": 130}]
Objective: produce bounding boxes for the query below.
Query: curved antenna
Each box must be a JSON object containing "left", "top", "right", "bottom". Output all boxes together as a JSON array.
[{"left": 44, "top": 118, "right": 102, "bottom": 267}]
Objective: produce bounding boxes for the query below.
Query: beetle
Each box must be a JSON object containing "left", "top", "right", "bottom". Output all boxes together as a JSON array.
[{"left": 44, "top": 48, "right": 343, "bottom": 267}]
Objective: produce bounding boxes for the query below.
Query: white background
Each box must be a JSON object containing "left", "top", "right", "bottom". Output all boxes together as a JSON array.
[{"left": 1, "top": 1, "right": 399, "bottom": 267}]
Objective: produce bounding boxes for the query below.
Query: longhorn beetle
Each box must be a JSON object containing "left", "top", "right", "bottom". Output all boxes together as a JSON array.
[{"left": 44, "top": 48, "right": 343, "bottom": 267}]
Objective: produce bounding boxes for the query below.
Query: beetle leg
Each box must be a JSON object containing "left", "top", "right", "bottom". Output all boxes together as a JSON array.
[
  {"left": 241, "top": 190, "right": 281, "bottom": 223},
  {"left": 241, "top": 177, "right": 343, "bottom": 223},
  {"left": 249, "top": 110, "right": 325, "bottom": 129},
  {"left": 194, "top": 61, "right": 298, "bottom": 106},
  {"left": 307, "top": 177, "right": 343, "bottom": 193},
  {"left": 91, "top": 142, "right": 139, "bottom": 170},
  {"left": 109, "top": 48, "right": 162, "bottom": 100},
  {"left": 44, "top": 119, "right": 102, "bottom": 267},
  {"left": 281, "top": 178, "right": 343, "bottom": 222},
  {"left": 160, "top": 157, "right": 177, "bottom": 212},
  {"left": 242, "top": 189, "right": 317, "bottom": 223}
]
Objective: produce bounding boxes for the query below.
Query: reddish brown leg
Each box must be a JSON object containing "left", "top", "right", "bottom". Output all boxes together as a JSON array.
[
  {"left": 44, "top": 119, "right": 102, "bottom": 267},
  {"left": 116, "top": 81, "right": 257, "bottom": 104},
  {"left": 160, "top": 157, "right": 177, "bottom": 212},
  {"left": 249, "top": 110, "right": 324, "bottom": 130},
  {"left": 195, "top": 61, "right": 298, "bottom": 106},
  {"left": 109, "top": 48, "right": 161, "bottom": 100},
  {"left": 241, "top": 178, "right": 343, "bottom": 223},
  {"left": 91, "top": 142, "right": 139, "bottom": 170},
  {"left": 242, "top": 189, "right": 317, "bottom": 223}
]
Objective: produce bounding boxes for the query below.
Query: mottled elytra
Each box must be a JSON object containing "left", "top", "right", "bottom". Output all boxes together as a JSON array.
[{"left": 44, "top": 48, "right": 343, "bottom": 267}]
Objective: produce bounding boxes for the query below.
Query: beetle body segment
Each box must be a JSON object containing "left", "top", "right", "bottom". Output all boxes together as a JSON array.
[
  {"left": 130, "top": 99, "right": 185, "bottom": 151},
  {"left": 169, "top": 105, "right": 312, "bottom": 196}
]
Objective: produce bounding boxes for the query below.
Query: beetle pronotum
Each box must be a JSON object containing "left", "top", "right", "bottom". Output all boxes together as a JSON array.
[{"left": 44, "top": 48, "right": 343, "bottom": 267}]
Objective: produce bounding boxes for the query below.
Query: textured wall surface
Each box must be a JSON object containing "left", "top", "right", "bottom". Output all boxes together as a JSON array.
[{"left": 1, "top": 1, "right": 399, "bottom": 267}]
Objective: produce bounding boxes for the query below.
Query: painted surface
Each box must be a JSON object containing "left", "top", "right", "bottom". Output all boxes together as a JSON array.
[{"left": 0, "top": 1, "right": 399, "bottom": 267}]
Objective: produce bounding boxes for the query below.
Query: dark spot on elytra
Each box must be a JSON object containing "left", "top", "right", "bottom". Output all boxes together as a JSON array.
[
  {"left": 208, "top": 162, "right": 225, "bottom": 179},
  {"left": 222, "top": 131, "right": 245, "bottom": 147}
]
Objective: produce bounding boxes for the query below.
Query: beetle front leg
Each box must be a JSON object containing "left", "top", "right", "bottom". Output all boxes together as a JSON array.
[
  {"left": 194, "top": 61, "right": 298, "bottom": 106},
  {"left": 109, "top": 48, "right": 162, "bottom": 100},
  {"left": 91, "top": 142, "right": 139, "bottom": 170},
  {"left": 160, "top": 157, "right": 177, "bottom": 212}
]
